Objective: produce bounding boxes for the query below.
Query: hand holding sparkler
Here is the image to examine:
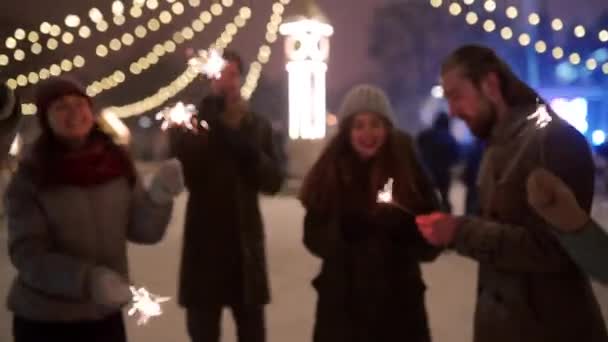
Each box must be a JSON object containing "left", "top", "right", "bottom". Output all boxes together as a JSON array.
[
  {"left": 89, "top": 267, "right": 132, "bottom": 309},
  {"left": 416, "top": 212, "right": 460, "bottom": 247},
  {"left": 156, "top": 102, "right": 209, "bottom": 133},
  {"left": 189, "top": 48, "right": 227, "bottom": 80},
  {"left": 88, "top": 267, "right": 171, "bottom": 326}
]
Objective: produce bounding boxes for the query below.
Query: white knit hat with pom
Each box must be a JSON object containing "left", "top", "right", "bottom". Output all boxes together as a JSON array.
[{"left": 337, "top": 84, "right": 395, "bottom": 124}]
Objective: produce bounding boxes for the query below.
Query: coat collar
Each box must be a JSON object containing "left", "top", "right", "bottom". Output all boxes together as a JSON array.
[{"left": 488, "top": 103, "right": 539, "bottom": 145}]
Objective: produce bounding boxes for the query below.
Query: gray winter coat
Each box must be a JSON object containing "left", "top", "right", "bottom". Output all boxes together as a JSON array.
[
  {"left": 5, "top": 170, "right": 173, "bottom": 321},
  {"left": 454, "top": 105, "right": 607, "bottom": 342}
]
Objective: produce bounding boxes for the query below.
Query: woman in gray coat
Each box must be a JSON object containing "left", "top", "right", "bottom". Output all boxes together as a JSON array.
[{"left": 4, "top": 77, "right": 184, "bottom": 342}]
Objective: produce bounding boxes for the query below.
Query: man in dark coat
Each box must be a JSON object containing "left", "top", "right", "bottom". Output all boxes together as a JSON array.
[
  {"left": 417, "top": 45, "right": 608, "bottom": 342},
  {"left": 169, "top": 51, "right": 285, "bottom": 342}
]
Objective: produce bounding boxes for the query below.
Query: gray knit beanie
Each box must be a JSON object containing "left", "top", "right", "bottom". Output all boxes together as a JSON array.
[{"left": 338, "top": 84, "right": 395, "bottom": 124}]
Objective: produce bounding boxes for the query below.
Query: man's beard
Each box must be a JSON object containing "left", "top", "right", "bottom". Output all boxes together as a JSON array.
[{"left": 468, "top": 99, "right": 497, "bottom": 140}]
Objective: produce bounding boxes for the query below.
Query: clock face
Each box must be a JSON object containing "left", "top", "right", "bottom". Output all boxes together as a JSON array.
[{"left": 285, "top": 33, "right": 329, "bottom": 61}]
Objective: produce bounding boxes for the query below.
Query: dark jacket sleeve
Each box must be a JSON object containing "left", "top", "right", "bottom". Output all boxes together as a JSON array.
[
  {"left": 167, "top": 112, "right": 210, "bottom": 196},
  {"left": 127, "top": 179, "right": 173, "bottom": 244},
  {"left": 453, "top": 122, "right": 594, "bottom": 272},
  {"left": 167, "top": 127, "right": 207, "bottom": 162},
  {"left": 167, "top": 95, "right": 219, "bottom": 162},
  {"left": 216, "top": 115, "right": 285, "bottom": 194},
  {"left": 250, "top": 118, "right": 285, "bottom": 194}
]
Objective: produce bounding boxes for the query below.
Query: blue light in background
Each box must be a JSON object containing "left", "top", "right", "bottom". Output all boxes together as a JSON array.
[
  {"left": 591, "top": 48, "right": 608, "bottom": 63},
  {"left": 550, "top": 97, "right": 589, "bottom": 134},
  {"left": 556, "top": 62, "right": 579, "bottom": 83},
  {"left": 592, "top": 130, "right": 606, "bottom": 146}
]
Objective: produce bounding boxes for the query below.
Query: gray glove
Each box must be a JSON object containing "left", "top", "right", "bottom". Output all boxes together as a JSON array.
[
  {"left": 148, "top": 158, "right": 185, "bottom": 204},
  {"left": 89, "top": 266, "right": 132, "bottom": 309}
]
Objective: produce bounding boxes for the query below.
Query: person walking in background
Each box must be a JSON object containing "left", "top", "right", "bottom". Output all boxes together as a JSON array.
[
  {"left": 417, "top": 111, "right": 460, "bottom": 212},
  {"left": 462, "top": 138, "right": 484, "bottom": 215}
]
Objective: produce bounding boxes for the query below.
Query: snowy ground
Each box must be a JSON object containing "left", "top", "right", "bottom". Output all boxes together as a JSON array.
[{"left": 1, "top": 179, "right": 607, "bottom": 342}]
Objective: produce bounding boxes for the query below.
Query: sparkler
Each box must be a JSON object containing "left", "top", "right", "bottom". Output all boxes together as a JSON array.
[
  {"left": 376, "top": 178, "right": 414, "bottom": 214},
  {"left": 155, "top": 102, "right": 208, "bottom": 131},
  {"left": 377, "top": 178, "right": 394, "bottom": 204},
  {"left": 527, "top": 101, "right": 552, "bottom": 129},
  {"left": 127, "top": 286, "right": 171, "bottom": 326},
  {"left": 188, "top": 48, "right": 227, "bottom": 80}
]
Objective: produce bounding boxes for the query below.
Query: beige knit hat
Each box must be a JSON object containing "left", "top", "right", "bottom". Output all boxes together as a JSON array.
[{"left": 337, "top": 84, "right": 395, "bottom": 124}]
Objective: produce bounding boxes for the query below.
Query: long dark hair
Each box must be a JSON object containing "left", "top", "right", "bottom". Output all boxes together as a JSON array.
[
  {"left": 441, "top": 44, "right": 541, "bottom": 107},
  {"left": 299, "top": 115, "right": 429, "bottom": 215}
]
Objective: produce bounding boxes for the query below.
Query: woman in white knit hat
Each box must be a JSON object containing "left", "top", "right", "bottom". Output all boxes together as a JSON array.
[{"left": 299, "top": 84, "right": 441, "bottom": 342}]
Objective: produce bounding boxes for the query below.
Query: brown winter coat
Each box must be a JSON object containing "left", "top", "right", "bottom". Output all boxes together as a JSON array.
[
  {"left": 303, "top": 131, "right": 440, "bottom": 342},
  {"left": 170, "top": 104, "right": 284, "bottom": 307},
  {"left": 454, "top": 104, "right": 608, "bottom": 342}
]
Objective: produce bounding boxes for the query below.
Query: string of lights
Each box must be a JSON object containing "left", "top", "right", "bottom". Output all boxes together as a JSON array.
[
  {"left": 16, "top": 0, "right": 288, "bottom": 117},
  {"left": 429, "top": 0, "right": 608, "bottom": 75},
  {"left": 108, "top": 0, "right": 290, "bottom": 118},
  {"left": 0, "top": 0, "right": 167, "bottom": 67},
  {"left": 241, "top": 0, "right": 289, "bottom": 99},
  {"left": 108, "top": 6, "right": 253, "bottom": 118},
  {"left": 6, "top": 0, "right": 212, "bottom": 89},
  {"left": 470, "top": 0, "right": 608, "bottom": 44},
  {"left": 87, "top": 2, "right": 244, "bottom": 97}
]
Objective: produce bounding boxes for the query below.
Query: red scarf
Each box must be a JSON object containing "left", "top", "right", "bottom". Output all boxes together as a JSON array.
[{"left": 45, "top": 136, "right": 135, "bottom": 187}]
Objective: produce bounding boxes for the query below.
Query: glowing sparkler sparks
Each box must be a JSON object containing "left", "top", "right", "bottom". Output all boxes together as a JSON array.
[
  {"left": 155, "top": 102, "right": 208, "bottom": 131},
  {"left": 188, "top": 48, "right": 227, "bottom": 80},
  {"left": 527, "top": 102, "right": 552, "bottom": 129},
  {"left": 377, "top": 178, "right": 394, "bottom": 204},
  {"left": 128, "top": 286, "right": 171, "bottom": 326},
  {"left": 376, "top": 178, "right": 415, "bottom": 214}
]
